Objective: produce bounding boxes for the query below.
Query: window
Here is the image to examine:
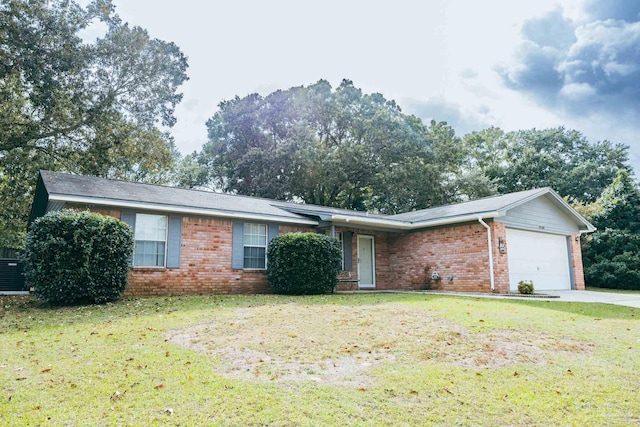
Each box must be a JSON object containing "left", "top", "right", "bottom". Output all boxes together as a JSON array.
[
  {"left": 134, "top": 214, "right": 168, "bottom": 267},
  {"left": 243, "top": 223, "right": 267, "bottom": 269}
]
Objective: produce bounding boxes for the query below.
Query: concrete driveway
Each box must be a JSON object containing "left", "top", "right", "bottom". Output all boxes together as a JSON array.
[
  {"left": 422, "top": 290, "right": 640, "bottom": 308},
  {"left": 543, "top": 290, "right": 640, "bottom": 308}
]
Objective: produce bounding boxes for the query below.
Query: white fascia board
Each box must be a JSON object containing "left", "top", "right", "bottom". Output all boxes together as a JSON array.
[
  {"left": 48, "top": 194, "right": 319, "bottom": 226},
  {"left": 329, "top": 211, "right": 501, "bottom": 230}
]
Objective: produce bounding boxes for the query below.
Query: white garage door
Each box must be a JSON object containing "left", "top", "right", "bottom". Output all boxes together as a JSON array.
[{"left": 506, "top": 228, "right": 572, "bottom": 291}]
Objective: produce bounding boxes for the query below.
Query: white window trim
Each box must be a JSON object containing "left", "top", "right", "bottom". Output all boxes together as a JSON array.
[
  {"left": 243, "top": 223, "right": 268, "bottom": 270},
  {"left": 133, "top": 213, "right": 168, "bottom": 268}
]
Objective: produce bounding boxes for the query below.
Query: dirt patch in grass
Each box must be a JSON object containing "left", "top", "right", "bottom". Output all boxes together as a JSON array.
[{"left": 167, "top": 303, "right": 592, "bottom": 385}]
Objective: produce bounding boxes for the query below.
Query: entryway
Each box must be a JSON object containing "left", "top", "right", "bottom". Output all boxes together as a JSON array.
[{"left": 357, "top": 235, "right": 375, "bottom": 288}]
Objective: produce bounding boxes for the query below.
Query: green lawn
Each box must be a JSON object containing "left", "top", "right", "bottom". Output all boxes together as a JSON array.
[{"left": 1, "top": 293, "right": 638, "bottom": 426}]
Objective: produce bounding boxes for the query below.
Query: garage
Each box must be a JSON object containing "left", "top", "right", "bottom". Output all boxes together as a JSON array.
[{"left": 506, "top": 228, "right": 572, "bottom": 291}]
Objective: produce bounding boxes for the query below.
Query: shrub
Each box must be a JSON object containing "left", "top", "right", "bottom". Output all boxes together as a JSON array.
[
  {"left": 267, "top": 232, "right": 342, "bottom": 295},
  {"left": 517, "top": 280, "right": 534, "bottom": 295},
  {"left": 24, "top": 210, "right": 134, "bottom": 305},
  {"left": 584, "top": 252, "right": 640, "bottom": 291},
  {"left": 582, "top": 229, "right": 640, "bottom": 290}
]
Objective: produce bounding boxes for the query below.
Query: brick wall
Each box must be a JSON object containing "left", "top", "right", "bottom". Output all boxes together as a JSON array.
[
  {"left": 75, "top": 205, "right": 588, "bottom": 295},
  {"left": 570, "top": 233, "right": 586, "bottom": 290},
  {"left": 388, "top": 222, "right": 495, "bottom": 293},
  {"left": 491, "top": 222, "right": 510, "bottom": 293},
  {"left": 125, "top": 217, "right": 314, "bottom": 296}
]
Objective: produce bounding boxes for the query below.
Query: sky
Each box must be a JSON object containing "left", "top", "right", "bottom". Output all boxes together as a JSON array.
[{"left": 109, "top": 0, "right": 640, "bottom": 169}]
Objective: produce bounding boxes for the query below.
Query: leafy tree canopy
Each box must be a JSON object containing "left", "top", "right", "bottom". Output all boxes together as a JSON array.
[
  {"left": 581, "top": 169, "right": 640, "bottom": 290},
  {"left": 196, "top": 79, "right": 490, "bottom": 214},
  {"left": 463, "top": 127, "right": 629, "bottom": 203},
  {"left": 0, "top": 0, "right": 188, "bottom": 247}
]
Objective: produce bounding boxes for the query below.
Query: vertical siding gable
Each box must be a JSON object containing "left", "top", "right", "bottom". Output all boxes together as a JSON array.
[
  {"left": 166, "top": 215, "right": 182, "bottom": 268},
  {"left": 45, "top": 201, "right": 65, "bottom": 213},
  {"left": 497, "top": 195, "right": 580, "bottom": 234}
]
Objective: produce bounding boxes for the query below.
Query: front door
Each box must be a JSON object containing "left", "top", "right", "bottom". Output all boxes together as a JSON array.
[{"left": 357, "top": 235, "right": 375, "bottom": 288}]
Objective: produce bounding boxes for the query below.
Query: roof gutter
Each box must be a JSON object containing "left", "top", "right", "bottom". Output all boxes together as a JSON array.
[
  {"left": 329, "top": 211, "right": 501, "bottom": 230},
  {"left": 47, "top": 194, "right": 319, "bottom": 226},
  {"left": 478, "top": 217, "right": 496, "bottom": 292}
]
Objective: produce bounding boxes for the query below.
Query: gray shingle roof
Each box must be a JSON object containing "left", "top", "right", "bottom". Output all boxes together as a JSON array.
[
  {"left": 389, "top": 188, "right": 549, "bottom": 222},
  {"left": 37, "top": 171, "right": 593, "bottom": 231},
  {"left": 40, "top": 171, "right": 307, "bottom": 221}
]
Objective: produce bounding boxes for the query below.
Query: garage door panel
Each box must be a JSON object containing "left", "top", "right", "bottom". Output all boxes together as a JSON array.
[{"left": 506, "top": 229, "right": 571, "bottom": 291}]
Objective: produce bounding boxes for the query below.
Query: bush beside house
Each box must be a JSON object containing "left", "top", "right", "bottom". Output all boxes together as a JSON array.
[
  {"left": 581, "top": 169, "right": 640, "bottom": 291},
  {"left": 24, "top": 210, "right": 134, "bottom": 305},
  {"left": 267, "top": 233, "right": 342, "bottom": 295}
]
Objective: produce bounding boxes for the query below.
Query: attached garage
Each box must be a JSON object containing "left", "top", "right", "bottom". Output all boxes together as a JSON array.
[
  {"left": 506, "top": 229, "right": 571, "bottom": 291},
  {"left": 496, "top": 191, "right": 593, "bottom": 292}
]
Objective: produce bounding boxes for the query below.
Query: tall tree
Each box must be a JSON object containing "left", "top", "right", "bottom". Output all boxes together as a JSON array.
[
  {"left": 581, "top": 169, "right": 640, "bottom": 290},
  {"left": 199, "top": 80, "right": 487, "bottom": 213},
  {"left": 465, "top": 127, "right": 629, "bottom": 203},
  {"left": 0, "top": 0, "right": 188, "bottom": 247}
]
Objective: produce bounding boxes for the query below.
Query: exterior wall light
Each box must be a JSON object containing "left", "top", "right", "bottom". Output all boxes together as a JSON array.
[{"left": 498, "top": 236, "right": 505, "bottom": 254}]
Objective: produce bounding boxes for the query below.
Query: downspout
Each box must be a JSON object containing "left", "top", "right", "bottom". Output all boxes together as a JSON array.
[
  {"left": 330, "top": 224, "right": 336, "bottom": 238},
  {"left": 478, "top": 218, "right": 495, "bottom": 292}
]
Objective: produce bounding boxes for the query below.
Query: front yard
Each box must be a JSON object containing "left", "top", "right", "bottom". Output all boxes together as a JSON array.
[{"left": 1, "top": 293, "right": 638, "bottom": 426}]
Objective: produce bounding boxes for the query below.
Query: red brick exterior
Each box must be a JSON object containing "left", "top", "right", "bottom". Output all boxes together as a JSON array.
[
  {"left": 491, "top": 222, "right": 511, "bottom": 293},
  {"left": 77, "top": 206, "right": 588, "bottom": 295},
  {"left": 570, "top": 233, "right": 586, "bottom": 290},
  {"left": 387, "top": 222, "right": 496, "bottom": 293},
  {"left": 125, "top": 218, "right": 314, "bottom": 296}
]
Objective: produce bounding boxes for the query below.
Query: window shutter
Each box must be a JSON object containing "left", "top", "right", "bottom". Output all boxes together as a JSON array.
[
  {"left": 120, "top": 212, "right": 136, "bottom": 266},
  {"left": 121, "top": 211, "right": 136, "bottom": 232},
  {"left": 268, "top": 224, "right": 279, "bottom": 243},
  {"left": 166, "top": 215, "right": 182, "bottom": 268},
  {"left": 343, "top": 231, "right": 353, "bottom": 271},
  {"left": 232, "top": 221, "right": 244, "bottom": 269}
]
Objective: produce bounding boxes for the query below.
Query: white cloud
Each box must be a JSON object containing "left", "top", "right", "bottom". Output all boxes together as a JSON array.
[{"left": 559, "top": 82, "right": 596, "bottom": 99}]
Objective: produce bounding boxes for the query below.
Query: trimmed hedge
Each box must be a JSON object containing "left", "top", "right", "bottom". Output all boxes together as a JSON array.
[
  {"left": 267, "top": 232, "right": 342, "bottom": 295},
  {"left": 24, "top": 210, "right": 134, "bottom": 305}
]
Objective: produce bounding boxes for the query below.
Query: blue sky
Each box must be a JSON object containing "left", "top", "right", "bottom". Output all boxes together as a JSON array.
[{"left": 110, "top": 0, "right": 640, "bottom": 169}]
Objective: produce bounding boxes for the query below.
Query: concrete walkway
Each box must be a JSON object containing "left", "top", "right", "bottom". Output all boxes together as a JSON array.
[
  {"left": 424, "top": 290, "right": 640, "bottom": 308},
  {"left": 543, "top": 290, "right": 640, "bottom": 308}
]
